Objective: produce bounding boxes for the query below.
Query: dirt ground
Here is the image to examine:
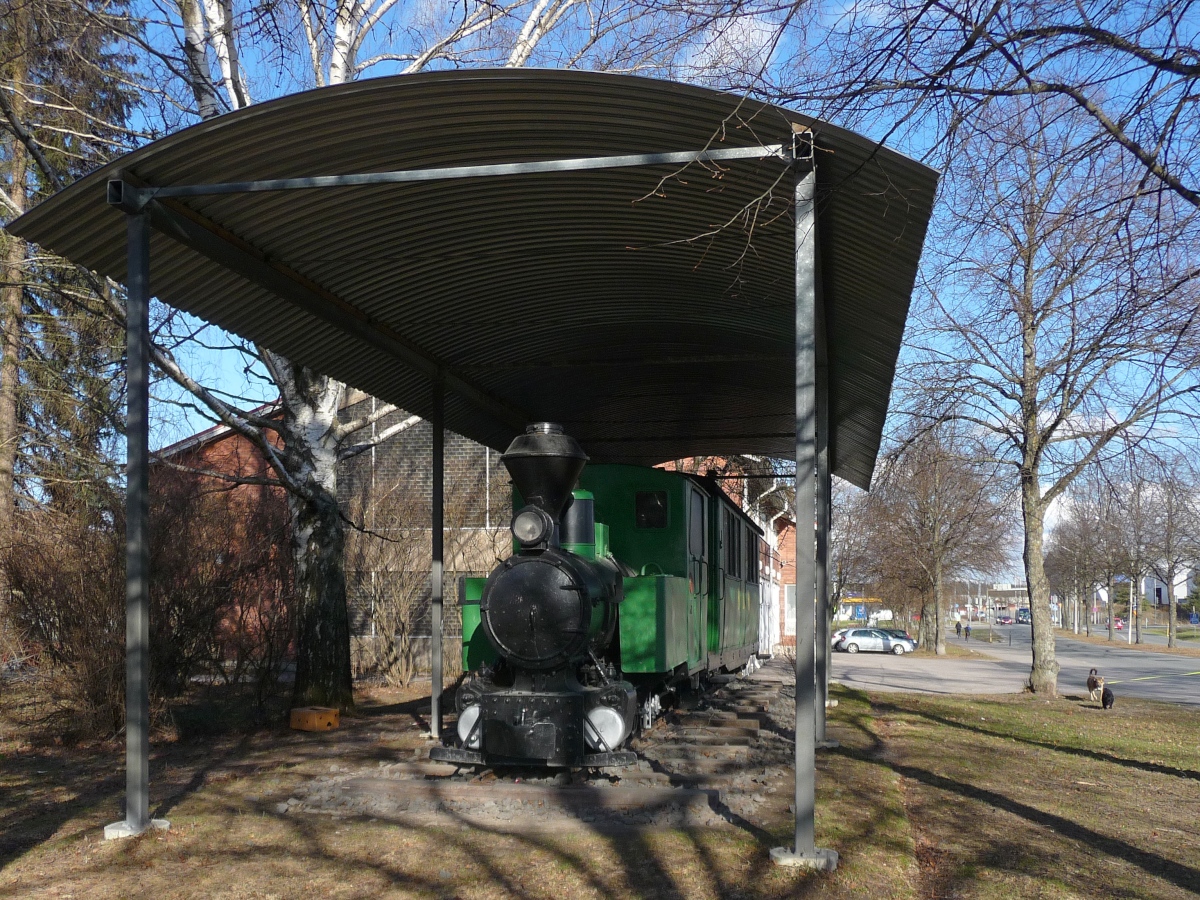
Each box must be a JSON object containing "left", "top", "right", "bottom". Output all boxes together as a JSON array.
[{"left": 2, "top": 673, "right": 1198, "bottom": 899}]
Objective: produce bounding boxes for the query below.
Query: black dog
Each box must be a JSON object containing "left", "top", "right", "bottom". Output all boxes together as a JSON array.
[{"left": 1102, "top": 685, "right": 1115, "bottom": 709}]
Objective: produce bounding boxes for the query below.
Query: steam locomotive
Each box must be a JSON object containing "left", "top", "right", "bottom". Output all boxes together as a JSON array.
[{"left": 430, "top": 423, "right": 763, "bottom": 768}]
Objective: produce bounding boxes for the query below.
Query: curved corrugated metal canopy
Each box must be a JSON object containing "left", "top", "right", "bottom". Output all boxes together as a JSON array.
[{"left": 10, "top": 69, "right": 937, "bottom": 488}]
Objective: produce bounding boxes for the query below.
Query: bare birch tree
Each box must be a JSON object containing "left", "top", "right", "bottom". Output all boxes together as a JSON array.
[
  {"left": 828, "top": 477, "right": 871, "bottom": 615},
  {"left": 914, "top": 97, "right": 1200, "bottom": 693},
  {"left": 1143, "top": 452, "right": 1200, "bottom": 647},
  {"left": 773, "top": 0, "right": 1200, "bottom": 211}
]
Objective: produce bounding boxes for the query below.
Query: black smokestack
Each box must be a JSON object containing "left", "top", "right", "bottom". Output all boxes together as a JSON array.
[{"left": 501, "top": 423, "right": 588, "bottom": 520}]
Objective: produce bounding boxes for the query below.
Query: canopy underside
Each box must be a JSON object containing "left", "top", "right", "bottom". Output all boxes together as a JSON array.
[{"left": 10, "top": 69, "right": 938, "bottom": 488}]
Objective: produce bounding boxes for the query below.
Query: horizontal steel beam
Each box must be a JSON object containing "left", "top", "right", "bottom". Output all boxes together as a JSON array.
[
  {"left": 462, "top": 352, "right": 793, "bottom": 371},
  {"left": 109, "top": 144, "right": 791, "bottom": 207},
  {"left": 136, "top": 192, "right": 528, "bottom": 431},
  {"left": 582, "top": 432, "right": 794, "bottom": 443}
]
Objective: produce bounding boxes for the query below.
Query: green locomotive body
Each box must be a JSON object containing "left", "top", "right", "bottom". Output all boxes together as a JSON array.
[{"left": 460, "top": 463, "right": 762, "bottom": 699}]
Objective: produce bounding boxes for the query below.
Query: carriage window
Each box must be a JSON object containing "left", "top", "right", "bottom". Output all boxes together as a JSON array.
[
  {"left": 747, "top": 535, "right": 760, "bottom": 584},
  {"left": 724, "top": 510, "right": 740, "bottom": 577},
  {"left": 636, "top": 491, "right": 668, "bottom": 529},
  {"left": 688, "top": 494, "right": 705, "bottom": 555}
]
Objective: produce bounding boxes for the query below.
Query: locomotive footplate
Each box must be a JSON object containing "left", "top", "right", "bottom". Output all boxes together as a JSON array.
[
  {"left": 429, "top": 746, "right": 484, "bottom": 765},
  {"left": 481, "top": 690, "right": 584, "bottom": 766},
  {"left": 428, "top": 746, "right": 637, "bottom": 767}
]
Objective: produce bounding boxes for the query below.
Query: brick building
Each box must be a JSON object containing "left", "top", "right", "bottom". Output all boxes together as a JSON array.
[{"left": 336, "top": 391, "right": 509, "bottom": 680}]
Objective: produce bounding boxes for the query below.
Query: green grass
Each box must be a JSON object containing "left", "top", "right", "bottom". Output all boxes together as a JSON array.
[{"left": 852, "top": 688, "right": 1200, "bottom": 899}]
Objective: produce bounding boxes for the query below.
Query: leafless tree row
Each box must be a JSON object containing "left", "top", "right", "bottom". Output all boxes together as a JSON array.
[
  {"left": 1046, "top": 443, "right": 1200, "bottom": 648},
  {"left": 828, "top": 421, "right": 1015, "bottom": 653}
]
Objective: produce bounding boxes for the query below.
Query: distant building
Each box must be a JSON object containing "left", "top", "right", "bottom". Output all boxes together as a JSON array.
[
  {"left": 1140, "top": 570, "right": 1198, "bottom": 607},
  {"left": 987, "top": 582, "right": 1030, "bottom": 612}
]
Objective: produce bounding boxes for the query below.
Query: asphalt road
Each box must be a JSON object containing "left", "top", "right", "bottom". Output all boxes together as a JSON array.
[{"left": 830, "top": 624, "right": 1200, "bottom": 707}]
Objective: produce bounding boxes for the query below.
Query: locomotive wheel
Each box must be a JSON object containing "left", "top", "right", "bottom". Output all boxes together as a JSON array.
[{"left": 846, "top": 643, "right": 859, "bottom": 654}]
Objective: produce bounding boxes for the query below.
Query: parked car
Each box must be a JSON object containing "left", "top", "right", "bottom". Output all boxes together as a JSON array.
[
  {"left": 834, "top": 628, "right": 916, "bottom": 655},
  {"left": 832, "top": 628, "right": 850, "bottom": 646},
  {"left": 880, "top": 628, "right": 914, "bottom": 642},
  {"left": 997, "top": 615, "right": 1014, "bottom": 625}
]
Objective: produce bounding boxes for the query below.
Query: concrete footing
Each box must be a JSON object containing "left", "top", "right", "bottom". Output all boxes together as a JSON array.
[
  {"left": 816, "top": 739, "right": 840, "bottom": 750},
  {"left": 770, "top": 846, "right": 839, "bottom": 870},
  {"left": 104, "top": 818, "right": 170, "bottom": 840}
]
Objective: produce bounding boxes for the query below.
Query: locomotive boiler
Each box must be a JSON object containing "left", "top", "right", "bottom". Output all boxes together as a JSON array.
[{"left": 431, "top": 421, "right": 765, "bottom": 769}]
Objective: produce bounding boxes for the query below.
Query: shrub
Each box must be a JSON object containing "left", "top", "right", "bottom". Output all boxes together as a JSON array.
[{"left": 6, "top": 473, "right": 295, "bottom": 740}]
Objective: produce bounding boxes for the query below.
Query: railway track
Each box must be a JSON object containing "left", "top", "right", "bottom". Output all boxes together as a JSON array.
[{"left": 279, "top": 657, "right": 799, "bottom": 831}]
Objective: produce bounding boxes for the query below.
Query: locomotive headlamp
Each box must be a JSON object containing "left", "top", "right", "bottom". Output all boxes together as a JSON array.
[
  {"left": 584, "top": 705, "right": 627, "bottom": 752},
  {"left": 457, "top": 704, "right": 482, "bottom": 749},
  {"left": 511, "top": 505, "right": 554, "bottom": 547}
]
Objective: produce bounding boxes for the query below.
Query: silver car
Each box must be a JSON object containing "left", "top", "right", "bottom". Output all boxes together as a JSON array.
[{"left": 834, "top": 627, "right": 915, "bottom": 655}]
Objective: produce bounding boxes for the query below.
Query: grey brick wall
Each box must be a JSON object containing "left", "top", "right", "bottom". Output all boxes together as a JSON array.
[{"left": 337, "top": 394, "right": 511, "bottom": 677}]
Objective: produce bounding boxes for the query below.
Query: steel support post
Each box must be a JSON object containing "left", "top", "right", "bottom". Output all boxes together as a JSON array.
[
  {"left": 815, "top": 357, "right": 837, "bottom": 748},
  {"left": 771, "top": 166, "right": 837, "bottom": 871},
  {"left": 429, "top": 379, "right": 445, "bottom": 740},
  {"left": 105, "top": 212, "right": 168, "bottom": 840}
]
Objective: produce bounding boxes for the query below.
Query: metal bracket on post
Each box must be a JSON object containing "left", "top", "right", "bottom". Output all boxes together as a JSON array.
[
  {"left": 771, "top": 156, "right": 837, "bottom": 873},
  {"left": 107, "top": 177, "right": 155, "bottom": 215},
  {"left": 789, "top": 124, "right": 815, "bottom": 166},
  {"left": 104, "top": 207, "right": 169, "bottom": 841}
]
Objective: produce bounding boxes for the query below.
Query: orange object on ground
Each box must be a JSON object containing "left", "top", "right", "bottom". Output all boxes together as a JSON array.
[{"left": 290, "top": 707, "right": 340, "bottom": 731}]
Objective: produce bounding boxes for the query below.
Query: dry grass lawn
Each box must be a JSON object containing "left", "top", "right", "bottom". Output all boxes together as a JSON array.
[{"left": 1, "top": 675, "right": 1197, "bottom": 899}]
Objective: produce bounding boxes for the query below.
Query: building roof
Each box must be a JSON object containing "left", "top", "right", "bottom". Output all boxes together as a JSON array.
[
  {"left": 153, "top": 401, "right": 280, "bottom": 459},
  {"left": 9, "top": 69, "right": 938, "bottom": 489}
]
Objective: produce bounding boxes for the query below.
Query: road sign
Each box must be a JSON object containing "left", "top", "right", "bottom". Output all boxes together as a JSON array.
[{"left": 1191, "top": 612, "right": 1198, "bottom": 626}]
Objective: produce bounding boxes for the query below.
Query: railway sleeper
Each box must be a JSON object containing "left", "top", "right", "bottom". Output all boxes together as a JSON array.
[
  {"left": 674, "top": 724, "right": 759, "bottom": 738},
  {"left": 672, "top": 732, "right": 755, "bottom": 746},
  {"left": 651, "top": 743, "right": 751, "bottom": 761}
]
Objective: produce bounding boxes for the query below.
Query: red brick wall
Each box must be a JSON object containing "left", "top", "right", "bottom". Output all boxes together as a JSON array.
[{"left": 776, "top": 519, "right": 796, "bottom": 647}]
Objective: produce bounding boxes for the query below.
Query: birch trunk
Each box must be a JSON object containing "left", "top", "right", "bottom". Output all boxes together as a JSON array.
[
  {"left": 329, "top": 0, "right": 358, "bottom": 84},
  {"left": 274, "top": 357, "right": 355, "bottom": 709},
  {"left": 180, "top": 0, "right": 220, "bottom": 119}
]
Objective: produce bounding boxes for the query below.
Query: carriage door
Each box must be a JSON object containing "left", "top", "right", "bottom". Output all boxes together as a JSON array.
[
  {"left": 723, "top": 509, "right": 741, "bottom": 655},
  {"left": 687, "top": 487, "right": 708, "bottom": 670}
]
